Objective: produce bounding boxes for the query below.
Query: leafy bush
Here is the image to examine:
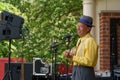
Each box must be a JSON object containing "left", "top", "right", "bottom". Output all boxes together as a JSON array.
[{"left": 0, "top": 0, "right": 83, "bottom": 63}]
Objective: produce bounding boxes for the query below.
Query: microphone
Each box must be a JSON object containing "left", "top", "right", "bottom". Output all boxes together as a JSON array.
[
  {"left": 63, "top": 33, "right": 73, "bottom": 39},
  {"left": 50, "top": 40, "right": 57, "bottom": 48}
]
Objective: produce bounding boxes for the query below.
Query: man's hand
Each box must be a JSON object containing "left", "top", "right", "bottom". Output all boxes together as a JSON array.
[{"left": 64, "top": 50, "right": 73, "bottom": 59}]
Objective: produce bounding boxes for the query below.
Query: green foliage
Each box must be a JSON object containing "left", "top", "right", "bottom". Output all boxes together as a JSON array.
[{"left": 0, "top": 0, "right": 83, "bottom": 63}]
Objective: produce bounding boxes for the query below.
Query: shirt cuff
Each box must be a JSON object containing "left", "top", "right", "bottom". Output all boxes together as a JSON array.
[{"left": 72, "top": 56, "right": 78, "bottom": 62}]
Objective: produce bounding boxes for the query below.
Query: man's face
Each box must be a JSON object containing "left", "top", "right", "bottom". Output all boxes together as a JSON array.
[{"left": 77, "top": 22, "right": 91, "bottom": 37}]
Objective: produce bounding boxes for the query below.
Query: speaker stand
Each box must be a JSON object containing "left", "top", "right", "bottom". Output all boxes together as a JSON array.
[{"left": 2, "top": 39, "right": 12, "bottom": 80}]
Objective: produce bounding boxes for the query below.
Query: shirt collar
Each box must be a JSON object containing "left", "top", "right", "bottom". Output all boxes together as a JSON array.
[{"left": 80, "top": 33, "right": 91, "bottom": 41}]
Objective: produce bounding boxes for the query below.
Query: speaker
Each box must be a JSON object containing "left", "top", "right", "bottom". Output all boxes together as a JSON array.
[
  {"left": 0, "top": 10, "right": 24, "bottom": 40},
  {"left": 4, "top": 62, "right": 33, "bottom": 80}
]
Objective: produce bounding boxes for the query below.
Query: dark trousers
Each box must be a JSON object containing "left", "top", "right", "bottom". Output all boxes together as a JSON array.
[{"left": 72, "top": 66, "right": 95, "bottom": 80}]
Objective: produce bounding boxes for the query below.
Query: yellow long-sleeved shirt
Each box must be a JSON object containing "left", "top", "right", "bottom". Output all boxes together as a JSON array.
[{"left": 72, "top": 33, "right": 98, "bottom": 67}]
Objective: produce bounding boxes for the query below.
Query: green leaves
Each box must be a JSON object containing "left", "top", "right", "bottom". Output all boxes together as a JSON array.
[{"left": 0, "top": 0, "right": 83, "bottom": 62}]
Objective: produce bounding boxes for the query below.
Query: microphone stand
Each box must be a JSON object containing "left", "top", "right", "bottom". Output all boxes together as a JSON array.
[
  {"left": 65, "top": 37, "right": 71, "bottom": 80},
  {"left": 51, "top": 40, "right": 58, "bottom": 80}
]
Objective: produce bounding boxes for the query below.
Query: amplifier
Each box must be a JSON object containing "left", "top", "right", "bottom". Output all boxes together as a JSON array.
[{"left": 33, "top": 58, "right": 51, "bottom": 76}]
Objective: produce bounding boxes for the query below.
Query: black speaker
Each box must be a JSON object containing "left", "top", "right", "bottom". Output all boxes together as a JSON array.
[
  {"left": 0, "top": 10, "right": 24, "bottom": 40},
  {"left": 4, "top": 62, "right": 33, "bottom": 80}
]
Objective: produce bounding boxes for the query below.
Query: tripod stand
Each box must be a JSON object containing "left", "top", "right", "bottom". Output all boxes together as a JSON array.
[{"left": 2, "top": 39, "right": 12, "bottom": 80}]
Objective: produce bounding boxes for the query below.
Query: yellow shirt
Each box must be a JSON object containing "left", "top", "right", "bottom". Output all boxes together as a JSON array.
[{"left": 72, "top": 33, "right": 98, "bottom": 67}]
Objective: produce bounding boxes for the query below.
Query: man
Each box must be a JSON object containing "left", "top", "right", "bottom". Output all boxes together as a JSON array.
[{"left": 64, "top": 15, "right": 98, "bottom": 80}]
